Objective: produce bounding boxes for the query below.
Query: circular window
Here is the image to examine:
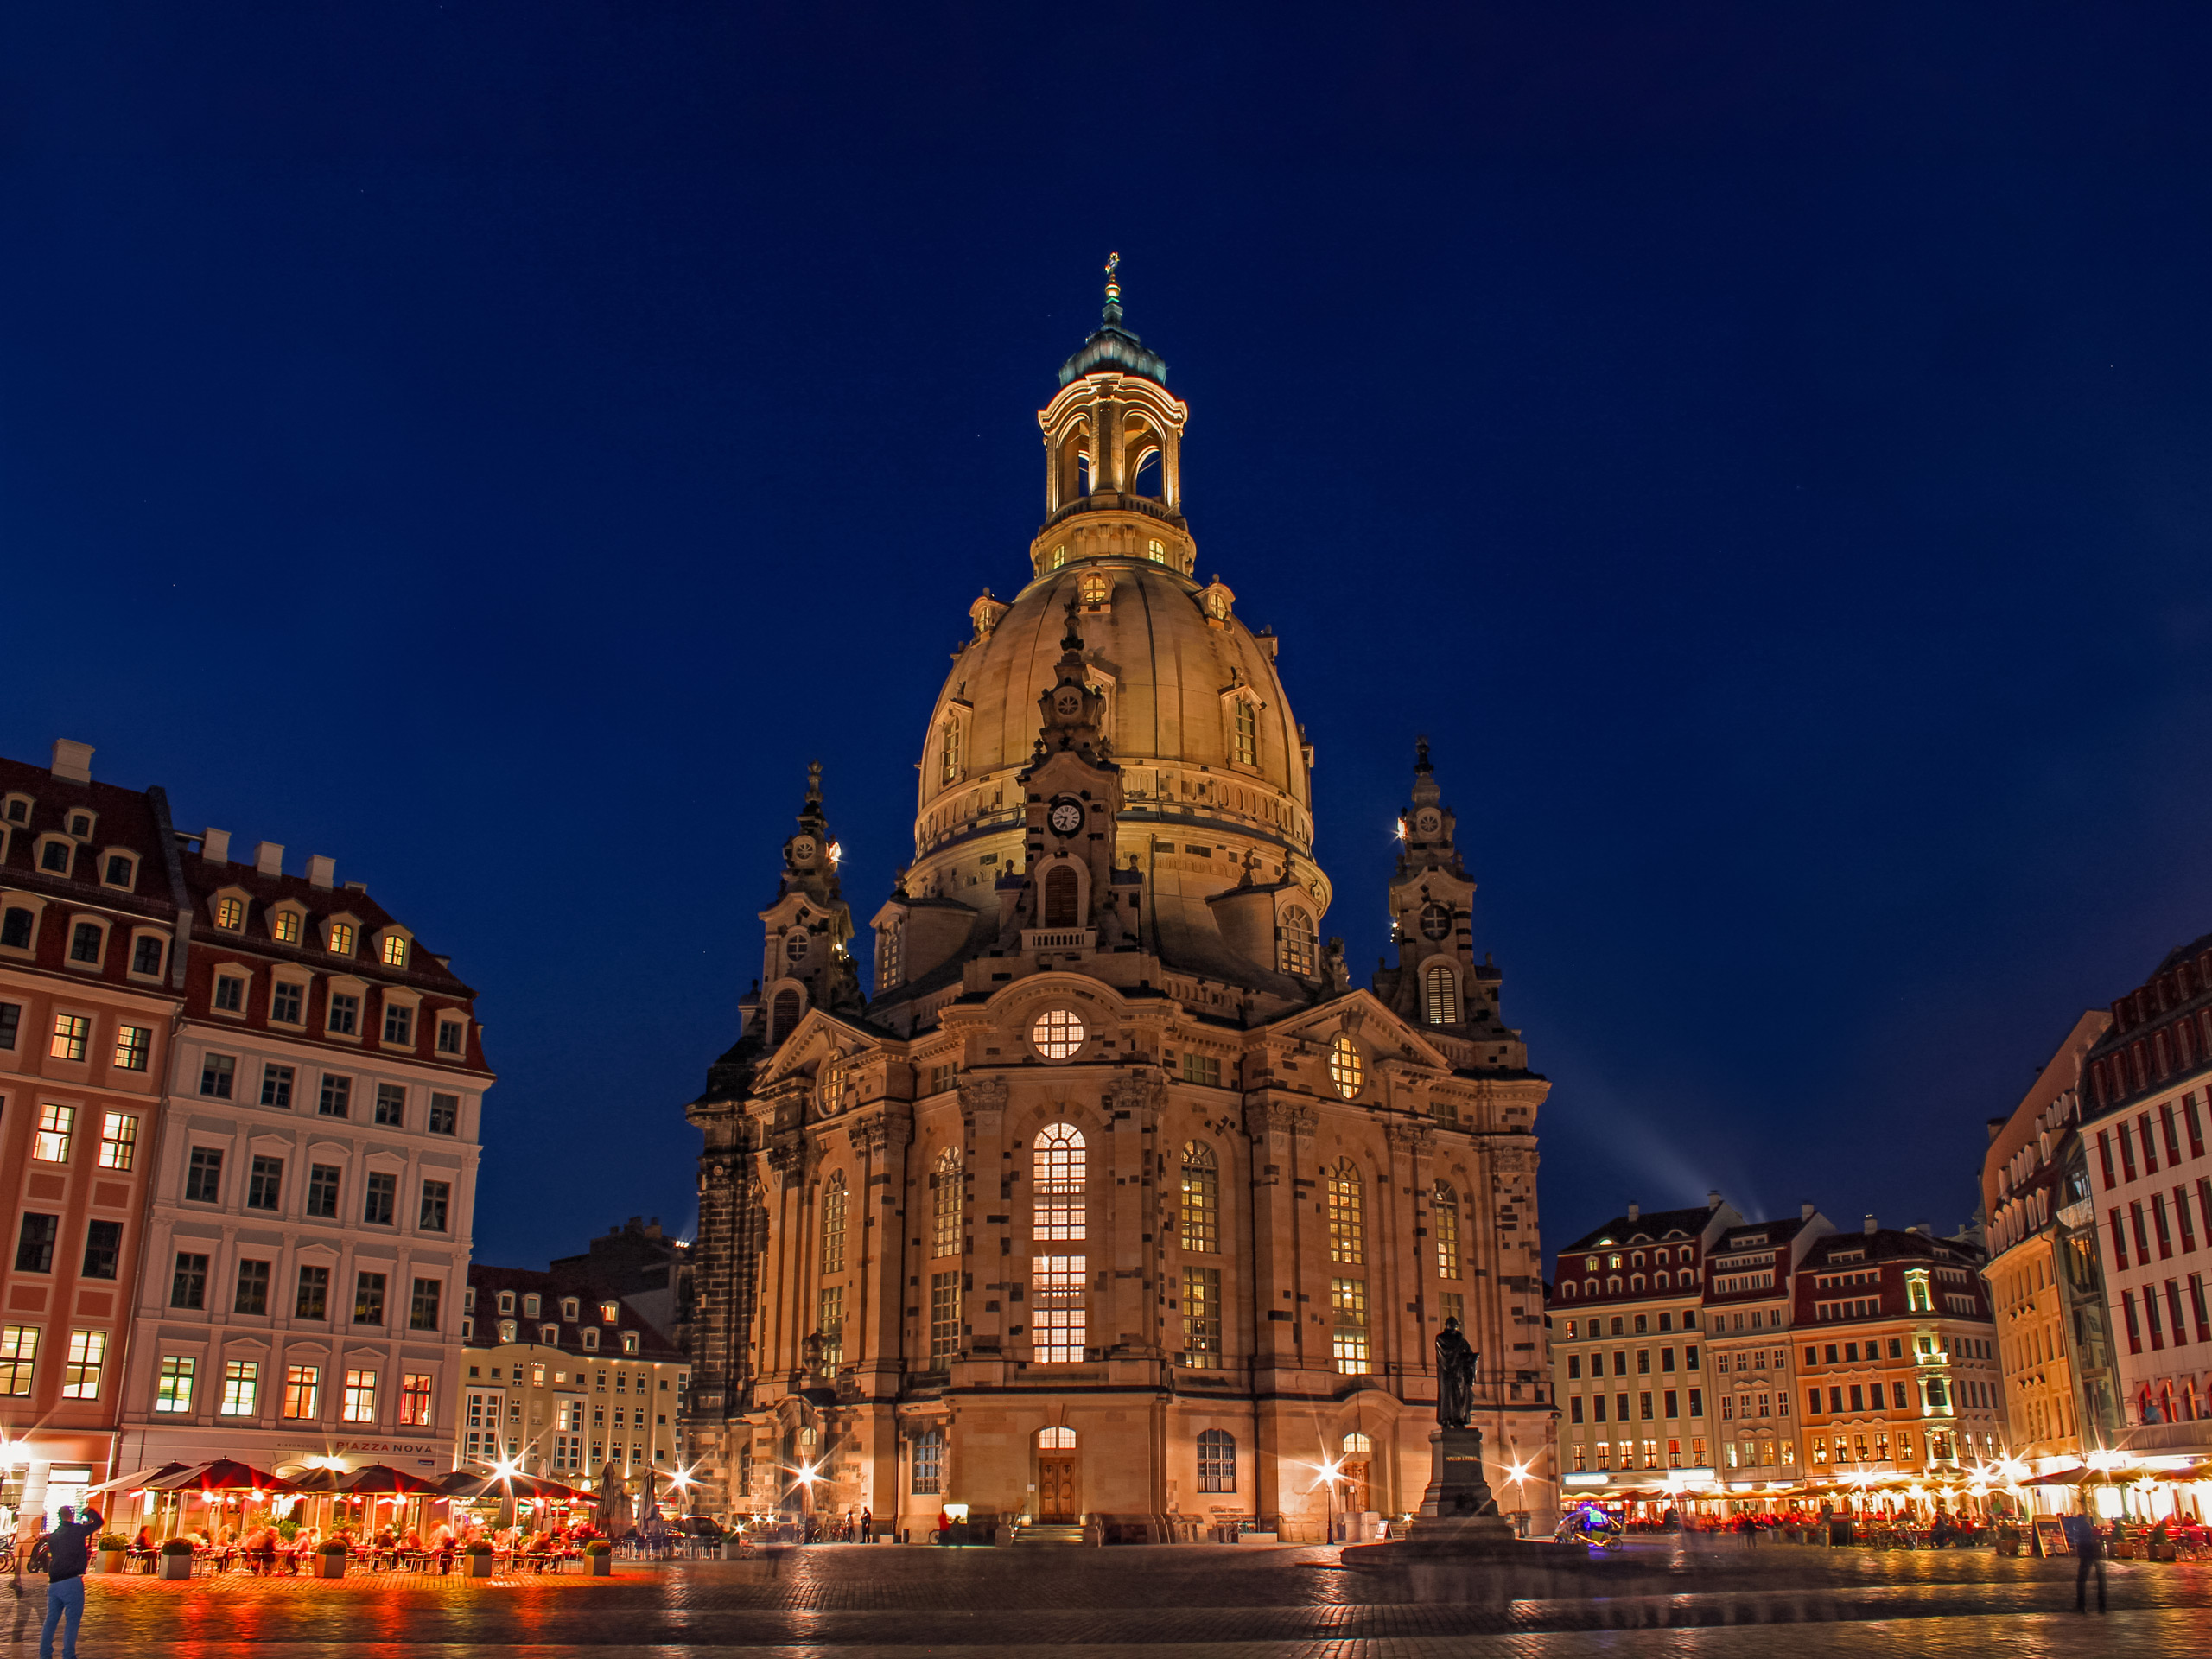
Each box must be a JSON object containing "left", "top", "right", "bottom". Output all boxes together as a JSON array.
[
  {"left": 1419, "top": 902, "right": 1451, "bottom": 941},
  {"left": 785, "top": 933, "right": 809, "bottom": 963},
  {"left": 1328, "top": 1034, "right": 1364, "bottom": 1099},
  {"left": 1032, "top": 1008, "right": 1086, "bottom": 1060},
  {"left": 1079, "top": 572, "right": 1109, "bottom": 604}
]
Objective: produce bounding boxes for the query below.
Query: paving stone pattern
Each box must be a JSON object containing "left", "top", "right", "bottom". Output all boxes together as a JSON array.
[{"left": 2, "top": 1540, "right": 2204, "bottom": 1656}]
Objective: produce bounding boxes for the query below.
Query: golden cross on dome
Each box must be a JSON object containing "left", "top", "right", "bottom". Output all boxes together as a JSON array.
[{"left": 1103, "top": 251, "right": 1121, "bottom": 302}]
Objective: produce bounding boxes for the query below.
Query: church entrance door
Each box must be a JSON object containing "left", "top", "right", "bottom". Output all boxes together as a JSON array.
[
  {"left": 1342, "top": 1460, "right": 1372, "bottom": 1515},
  {"left": 1038, "top": 1454, "right": 1078, "bottom": 1522}
]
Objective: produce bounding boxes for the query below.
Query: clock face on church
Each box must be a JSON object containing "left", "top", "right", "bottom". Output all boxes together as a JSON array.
[
  {"left": 1414, "top": 810, "right": 1441, "bottom": 836},
  {"left": 1048, "top": 798, "right": 1085, "bottom": 836},
  {"left": 1054, "top": 690, "right": 1083, "bottom": 717},
  {"left": 790, "top": 836, "right": 817, "bottom": 863}
]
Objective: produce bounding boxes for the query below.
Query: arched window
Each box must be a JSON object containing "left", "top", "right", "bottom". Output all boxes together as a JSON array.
[
  {"left": 1655, "top": 1270, "right": 1670, "bottom": 1289},
  {"left": 1424, "top": 965, "right": 1459, "bottom": 1026},
  {"left": 1038, "top": 1425, "right": 1076, "bottom": 1449},
  {"left": 1561, "top": 1280, "right": 1577, "bottom": 1300},
  {"left": 1584, "top": 1278, "right": 1598, "bottom": 1296},
  {"left": 940, "top": 718, "right": 962, "bottom": 786},
  {"left": 1630, "top": 1274, "right": 1645, "bottom": 1293},
  {"left": 1032, "top": 1126, "right": 1088, "bottom": 1363},
  {"left": 1147, "top": 538, "right": 1166, "bottom": 564},
  {"left": 1343, "top": 1432, "right": 1372, "bottom": 1457},
  {"left": 769, "top": 989, "right": 801, "bottom": 1046},
  {"left": 931, "top": 1146, "right": 963, "bottom": 1258},
  {"left": 820, "top": 1063, "right": 846, "bottom": 1114},
  {"left": 820, "top": 1173, "right": 848, "bottom": 1274},
  {"left": 1327, "top": 1034, "right": 1363, "bottom": 1100},
  {"left": 1326, "top": 1159, "right": 1364, "bottom": 1265},
  {"left": 1051, "top": 544, "right": 1068, "bottom": 569},
  {"left": 1196, "top": 1428, "right": 1236, "bottom": 1493},
  {"left": 1179, "top": 1141, "right": 1218, "bottom": 1253},
  {"left": 1280, "top": 906, "right": 1318, "bottom": 977},
  {"left": 1043, "top": 864, "right": 1080, "bottom": 928},
  {"left": 1231, "top": 699, "right": 1257, "bottom": 766},
  {"left": 912, "top": 1427, "right": 944, "bottom": 1494},
  {"left": 1433, "top": 1181, "right": 1461, "bottom": 1280}
]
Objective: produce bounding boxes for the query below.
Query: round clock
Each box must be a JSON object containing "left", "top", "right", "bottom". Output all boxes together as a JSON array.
[
  {"left": 1048, "top": 798, "right": 1085, "bottom": 836},
  {"left": 1054, "top": 690, "right": 1084, "bottom": 718},
  {"left": 790, "top": 836, "right": 817, "bottom": 862},
  {"left": 1415, "top": 810, "right": 1441, "bottom": 836}
]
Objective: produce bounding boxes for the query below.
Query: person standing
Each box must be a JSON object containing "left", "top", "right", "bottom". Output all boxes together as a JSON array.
[
  {"left": 2064, "top": 1510, "right": 2106, "bottom": 1615},
  {"left": 40, "top": 1503, "right": 103, "bottom": 1659}
]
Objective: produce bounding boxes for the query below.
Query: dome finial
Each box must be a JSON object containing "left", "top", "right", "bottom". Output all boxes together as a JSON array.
[{"left": 1103, "top": 251, "right": 1122, "bottom": 325}]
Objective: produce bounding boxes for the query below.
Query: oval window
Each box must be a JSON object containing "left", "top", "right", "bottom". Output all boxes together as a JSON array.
[
  {"left": 1032, "top": 1008, "right": 1086, "bottom": 1060},
  {"left": 1419, "top": 902, "right": 1451, "bottom": 941},
  {"left": 1328, "top": 1034, "right": 1363, "bottom": 1099}
]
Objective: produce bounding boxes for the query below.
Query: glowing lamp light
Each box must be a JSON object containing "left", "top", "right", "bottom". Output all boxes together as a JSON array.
[
  {"left": 1393, "top": 820, "right": 1407, "bottom": 842},
  {"left": 829, "top": 842, "right": 843, "bottom": 866},
  {"left": 1505, "top": 1460, "right": 1530, "bottom": 1486}
]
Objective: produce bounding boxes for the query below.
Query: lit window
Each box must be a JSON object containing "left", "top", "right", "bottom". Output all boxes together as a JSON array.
[
  {"left": 817, "top": 1285, "right": 845, "bottom": 1370},
  {"left": 930, "top": 1270, "right": 962, "bottom": 1362},
  {"left": 1182, "top": 1051, "right": 1221, "bottom": 1086},
  {"left": 912, "top": 1427, "right": 944, "bottom": 1495},
  {"left": 1424, "top": 965, "right": 1459, "bottom": 1026},
  {"left": 1079, "top": 571, "right": 1109, "bottom": 604},
  {"left": 327, "top": 922, "right": 355, "bottom": 956},
  {"left": 219, "top": 1359, "right": 258, "bottom": 1416},
  {"left": 940, "top": 718, "right": 962, "bottom": 785},
  {"left": 601, "top": 1301, "right": 620, "bottom": 1324},
  {"left": 1232, "top": 700, "right": 1256, "bottom": 766},
  {"left": 1326, "top": 1160, "right": 1364, "bottom": 1264},
  {"left": 400, "top": 1372, "right": 434, "bottom": 1427},
  {"left": 61, "top": 1329, "right": 107, "bottom": 1399},
  {"left": 1033, "top": 1255, "right": 1086, "bottom": 1363},
  {"left": 1182, "top": 1265, "right": 1222, "bottom": 1368},
  {"left": 155, "top": 1356, "right": 195, "bottom": 1414},
  {"left": 1051, "top": 543, "right": 1067, "bottom": 569},
  {"left": 1147, "top": 538, "right": 1166, "bottom": 563},
  {"left": 1327, "top": 1034, "right": 1363, "bottom": 1099},
  {"left": 1197, "top": 1427, "right": 1236, "bottom": 1491},
  {"left": 1331, "top": 1279, "right": 1370, "bottom": 1374},
  {"left": 0, "top": 1328, "right": 35, "bottom": 1396},
  {"left": 1033, "top": 1124, "right": 1087, "bottom": 1242},
  {"left": 112, "top": 1025, "right": 151, "bottom": 1071},
  {"left": 1179, "top": 1141, "right": 1218, "bottom": 1253},
  {"left": 878, "top": 925, "right": 902, "bottom": 991},
  {"left": 35, "top": 1103, "right": 73, "bottom": 1163},
  {"left": 381, "top": 934, "right": 409, "bottom": 968},
  {"left": 1280, "top": 906, "right": 1317, "bottom": 977},
  {"left": 49, "top": 1013, "right": 89, "bottom": 1062},
  {"left": 272, "top": 909, "right": 302, "bottom": 944},
  {"left": 1032, "top": 1008, "right": 1085, "bottom": 1059},
  {"left": 283, "top": 1364, "right": 320, "bottom": 1420},
  {"left": 216, "top": 896, "right": 245, "bottom": 930},
  {"left": 931, "top": 1147, "right": 963, "bottom": 1257},
  {"left": 821, "top": 1172, "right": 848, "bottom": 1274},
  {"left": 1435, "top": 1181, "right": 1462, "bottom": 1278},
  {"left": 98, "top": 1112, "right": 137, "bottom": 1171},
  {"left": 621, "top": 1332, "right": 638, "bottom": 1354}
]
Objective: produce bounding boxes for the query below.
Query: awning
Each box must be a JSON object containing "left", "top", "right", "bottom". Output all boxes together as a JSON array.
[{"left": 85, "top": 1463, "right": 188, "bottom": 1497}]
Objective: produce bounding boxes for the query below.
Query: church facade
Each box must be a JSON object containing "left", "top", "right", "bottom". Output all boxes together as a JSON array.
[{"left": 683, "top": 276, "right": 1557, "bottom": 1542}]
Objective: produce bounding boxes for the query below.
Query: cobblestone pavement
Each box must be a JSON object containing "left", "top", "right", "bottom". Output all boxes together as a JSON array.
[{"left": 0, "top": 1540, "right": 2202, "bottom": 1656}]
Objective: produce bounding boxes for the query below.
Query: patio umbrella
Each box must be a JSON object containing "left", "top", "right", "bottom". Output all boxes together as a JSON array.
[
  {"left": 336, "top": 1465, "right": 442, "bottom": 1495},
  {"left": 86, "top": 1463, "right": 188, "bottom": 1497},
  {"left": 146, "top": 1459, "right": 296, "bottom": 1494}
]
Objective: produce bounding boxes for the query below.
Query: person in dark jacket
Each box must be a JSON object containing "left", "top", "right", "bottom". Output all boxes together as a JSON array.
[
  {"left": 2064, "top": 1511, "right": 2106, "bottom": 1614},
  {"left": 40, "top": 1503, "right": 102, "bottom": 1659}
]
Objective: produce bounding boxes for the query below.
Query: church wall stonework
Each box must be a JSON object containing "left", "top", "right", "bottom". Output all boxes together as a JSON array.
[{"left": 681, "top": 274, "right": 1559, "bottom": 1541}]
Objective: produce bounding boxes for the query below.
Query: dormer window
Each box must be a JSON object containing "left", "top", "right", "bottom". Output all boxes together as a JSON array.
[
  {"left": 215, "top": 896, "right": 246, "bottom": 931},
  {"left": 524, "top": 1294, "right": 540, "bottom": 1319},
  {"left": 1078, "top": 571, "right": 1109, "bottom": 606},
  {"left": 562, "top": 1298, "right": 579, "bottom": 1321},
  {"left": 540, "top": 1324, "right": 558, "bottom": 1344},
  {"left": 39, "top": 837, "right": 74, "bottom": 874},
  {"left": 601, "top": 1301, "right": 619, "bottom": 1324},
  {"left": 379, "top": 931, "right": 410, "bottom": 969},
  {"left": 102, "top": 853, "right": 136, "bottom": 890},
  {"left": 1232, "top": 700, "right": 1257, "bottom": 766},
  {"left": 2, "top": 796, "right": 29, "bottom": 824},
  {"left": 437, "top": 1018, "right": 467, "bottom": 1057},
  {"left": 67, "top": 812, "right": 93, "bottom": 840},
  {"left": 67, "top": 919, "right": 105, "bottom": 965},
  {"left": 271, "top": 908, "right": 303, "bottom": 944},
  {"left": 327, "top": 920, "right": 356, "bottom": 956},
  {"left": 497, "top": 1290, "right": 515, "bottom": 1315},
  {"left": 620, "top": 1332, "right": 639, "bottom": 1355},
  {"left": 499, "top": 1319, "right": 517, "bottom": 1344},
  {"left": 582, "top": 1328, "right": 600, "bottom": 1351}
]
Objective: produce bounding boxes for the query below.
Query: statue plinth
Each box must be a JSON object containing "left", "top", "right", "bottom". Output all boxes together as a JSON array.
[{"left": 1405, "top": 1425, "right": 1516, "bottom": 1546}]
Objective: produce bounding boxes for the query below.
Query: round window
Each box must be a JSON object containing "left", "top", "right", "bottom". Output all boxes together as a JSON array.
[
  {"left": 1079, "top": 572, "right": 1109, "bottom": 604},
  {"left": 785, "top": 933, "right": 809, "bottom": 963},
  {"left": 1328, "top": 1033, "right": 1364, "bottom": 1100},
  {"left": 1419, "top": 902, "right": 1451, "bottom": 941},
  {"left": 1032, "top": 1008, "right": 1086, "bottom": 1060}
]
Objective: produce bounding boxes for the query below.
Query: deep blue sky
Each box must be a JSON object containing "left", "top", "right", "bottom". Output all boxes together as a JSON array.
[{"left": 6, "top": 5, "right": 2212, "bottom": 1267}]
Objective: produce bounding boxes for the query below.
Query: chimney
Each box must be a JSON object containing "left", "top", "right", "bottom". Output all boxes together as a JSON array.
[
  {"left": 1801, "top": 1202, "right": 1815, "bottom": 1221},
  {"left": 1625, "top": 1202, "right": 1640, "bottom": 1222},
  {"left": 306, "top": 855, "right": 336, "bottom": 889},
  {"left": 1707, "top": 1189, "right": 1722, "bottom": 1210},
  {"left": 202, "top": 828, "right": 232, "bottom": 863},
  {"left": 254, "top": 842, "right": 284, "bottom": 878},
  {"left": 1863, "top": 1213, "right": 1878, "bottom": 1235},
  {"left": 49, "top": 740, "right": 93, "bottom": 784}
]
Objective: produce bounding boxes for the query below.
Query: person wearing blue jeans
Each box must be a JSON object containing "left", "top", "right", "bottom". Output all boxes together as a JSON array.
[{"left": 41, "top": 1503, "right": 102, "bottom": 1659}]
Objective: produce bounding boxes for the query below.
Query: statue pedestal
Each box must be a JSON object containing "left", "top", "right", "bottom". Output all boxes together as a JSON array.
[{"left": 1405, "top": 1426, "right": 1516, "bottom": 1547}]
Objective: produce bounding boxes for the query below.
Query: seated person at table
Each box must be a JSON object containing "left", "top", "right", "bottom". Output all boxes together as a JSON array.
[
  {"left": 131, "top": 1528, "right": 154, "bottom": 1552},
  {"left": 403, "top": 1529, "right": 422, "bottom": 1552}
]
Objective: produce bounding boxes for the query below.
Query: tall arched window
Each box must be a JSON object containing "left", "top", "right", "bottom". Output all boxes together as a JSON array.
[
  {"left": 769, "top": 989, "right": 801, "bottom": 1046},
  {"left": 820, "top": 1172, "right": 848, "bottom": 1274},
  {"left": 1433, "top": 1180, "right": 1461, "bottom": 1280},
  {"left": 931, "top": 1146, "right": 963, "bottom": 1258},
  {"left": 1043, "top": 864, "right": 1080, "bottom": 928},
  {"left": 1196, "top": 1428, "right": 1236, "bottom": 1493},
  {"left": 1424, "top": 964, "right": 1459, "bottom": 1026},
  {"left": 1326, "top": 1159, "right": 1364, "bottom": 1265},
  {"left": 1280, "top": 906, "right": 1317, "bottom": 977},
  {"left": 912, "top": 1427, "right": 944, "bottom": 1494},
  {"left": 1231, "top": 700, "right": 1257, "bottom": 766},
  {"left": 1179, "top": 1141, "right": 1218, "bottom": 1253},
  {"left": 1032, "top": 1124, "right": 1088, "bottom": 1363},
  {"left": 940, "top": 718, "right": 962, "bottom": 785},
  {"left": 877, "top": 925, "right": 902, "bottom": 993}
]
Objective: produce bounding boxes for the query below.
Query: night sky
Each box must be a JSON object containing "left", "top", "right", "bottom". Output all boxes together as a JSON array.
[{"left": 7, "top": 5, "right": 2212, "bottom": 1269}]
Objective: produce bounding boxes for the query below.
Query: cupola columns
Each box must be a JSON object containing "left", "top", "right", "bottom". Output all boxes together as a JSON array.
[{"left": 1041, "top": 266, "right": 1187, "bottom": 521}]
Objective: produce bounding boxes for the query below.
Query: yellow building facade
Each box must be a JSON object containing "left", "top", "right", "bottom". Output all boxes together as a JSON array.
[{"left": 684, "top": 277, "right": 1555, "bottom": 1542}]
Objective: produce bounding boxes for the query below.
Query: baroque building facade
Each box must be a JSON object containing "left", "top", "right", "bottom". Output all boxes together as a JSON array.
[{"left": 684, "top": 280, "right": 1554, "bottom": 1542}]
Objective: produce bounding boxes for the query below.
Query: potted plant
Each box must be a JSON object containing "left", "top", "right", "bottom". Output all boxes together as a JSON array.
[
  {"left": 94, "top": 1534, "right": 128, "bottom": 1573},
  {"left": 583, "top": 1540, "right": 612, "bottom": 1577},
  {"left": 1996, "top": 1522, "right": 2022, "bottom": 1557},
  {"left": 315, "top": 1539, "right": 350, "bottom": 1579},
  {"left": 157, "top": 1540, "right": 195, "bottom": 1581},
  {"left": 462, "top": 1540, "right": 493, "bottom": 1578}
]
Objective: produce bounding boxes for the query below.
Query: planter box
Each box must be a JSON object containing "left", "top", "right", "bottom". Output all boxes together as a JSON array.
[
  {"left": 157, "top": 1554, "right": 194, "bottom": 1581},
  {"left": 95, "top": 1551, "right": 124, "bottom": 1574},
  {"left": 586, "top": 1554, "right": 611, "bottom": 1576},
  {"left": 2151, "top": 1539, "right": 2178, "bottom": 1562},
  {"left": 463, "top": 1554, "right": 493, "bottom": 1578},
  {"left": 313, "top": 1554, "right": 347, "bottom": 1579}
]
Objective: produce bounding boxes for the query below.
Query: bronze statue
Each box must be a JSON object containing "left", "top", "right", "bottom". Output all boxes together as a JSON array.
[{"left": 1435, "top": 1314, "right": 1478, "bottom": 1428}]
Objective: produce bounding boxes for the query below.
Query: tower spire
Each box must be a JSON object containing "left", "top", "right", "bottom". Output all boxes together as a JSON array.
[{"left": 1103, "top": 251, "right": 1122, "bottom": 325}]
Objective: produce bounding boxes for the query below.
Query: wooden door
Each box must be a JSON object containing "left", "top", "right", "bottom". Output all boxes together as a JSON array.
[
  {"left": 1038, "top": 1454, "right": 1078, "bottom": 1522},
  {"left": 1343, "top": 1460, "right": 1372, "bottom": 1514}
]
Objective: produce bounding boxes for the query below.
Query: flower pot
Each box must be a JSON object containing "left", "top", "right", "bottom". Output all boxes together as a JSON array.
[
  {"left": 587, "top": 1554, "right": 611, "bottom": 1576},
  {"left": 314, "top": 1554, "right": 347, "bottom": 1579},
  {"left": 464, "top": 1554, "right": 493, "bottom": 1578},
  {"left": 157, "top": 1554, "right": 194, "bottom": 1581},
  {"left": 95, "top": 1550, "right": 124, "bottom": 1574}
]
